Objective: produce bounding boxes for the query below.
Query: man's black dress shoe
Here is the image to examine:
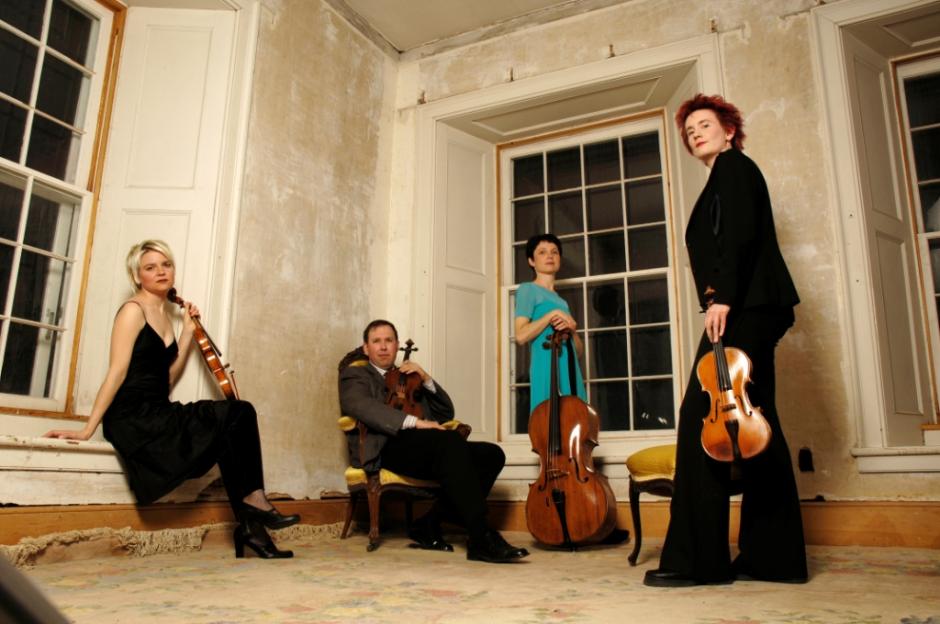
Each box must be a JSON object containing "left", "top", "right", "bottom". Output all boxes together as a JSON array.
[
  {"left": 466, "top": 530, "right": 529, "bottom": 563},
  {"left": 643, "top": 569, "right": 733, "bottom": 587},
  {"left": 239, "top": 503, "right": 300, "bottom": 530},
  {"left": 407, "top": 517, "right": 454, "bottom": 552}
]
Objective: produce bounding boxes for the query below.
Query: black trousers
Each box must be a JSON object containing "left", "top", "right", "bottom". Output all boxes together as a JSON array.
[
  {"left": 659, "top": 306, "right": 807, "bottom": 582},
  {"left": 214, "top": 399, "right": 266, "bottom": 515},
  {"left": 380, "top": 429, "right": 505, "bottom": 540}
]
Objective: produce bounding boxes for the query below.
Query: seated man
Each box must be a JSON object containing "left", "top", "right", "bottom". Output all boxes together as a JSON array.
[{"left": 339, "top": 319, "right": 529, "bottom": 564}]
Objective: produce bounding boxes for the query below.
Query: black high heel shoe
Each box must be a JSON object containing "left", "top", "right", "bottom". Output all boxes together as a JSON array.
[
  {"left": 239, "top": 503, "right": 300, "bottom": 530},
  {"left": 233, "top": 522, "right": 293, "bottom": 559}
]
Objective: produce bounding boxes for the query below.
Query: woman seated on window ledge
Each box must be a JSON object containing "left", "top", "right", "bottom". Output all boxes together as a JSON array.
[{"left": 46, "top": 239, "right": 299, "bottom": 560}]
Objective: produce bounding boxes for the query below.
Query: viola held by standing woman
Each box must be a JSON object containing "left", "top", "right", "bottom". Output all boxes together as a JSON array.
[{"left": 45, "top": 239, "right": 299, "bottom": 559}]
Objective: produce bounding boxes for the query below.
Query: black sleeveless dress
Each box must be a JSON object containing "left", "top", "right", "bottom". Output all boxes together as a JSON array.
[{"left": 103, "top": 322, "right": 236, "bottom": 505}]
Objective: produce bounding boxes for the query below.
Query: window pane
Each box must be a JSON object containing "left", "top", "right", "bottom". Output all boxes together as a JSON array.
[
  {"left": 633, "top": 379, "right": 674, "bottom": 430},
  {"left": 589, "top": 329, "right": 627, "bottom": 378},
  {"left": 556, "top": 237, "right": 585, "bottom": 279},
  {"left": 547, "top": 147, "right": 581, "bottom": 191},
  {"left": 630, "top": 326, "right": 672, "bottom": 376},
  {"left": 584, "top": 140, "right": 619, "bottom": 185},
  {"left": 623, "top": 132, "right": 661, "bottom": 178},
  {"left": 911, "top": 127, "right": 940, "bottom": 182},
  {"left": 0, "top": 28, "right": 38, "bottom": 103},
  {"left": 548, "top": 191, "right": 582, "bottom": 236},
  {"left": 513, "top": 197, "right": 544, "bottom": 242},
  {"left": 922, "top": 183, "right": 940, "bottom": 233},
  {"left": 49, "top": 0, "right": 95, "bottom": 66},
  {"left": 930, "top": 239, "right": 940, "bottom": 294},
  {"left": 0, "top": 242, "right": 13, "bottom": 310},
  {"left": 37, "top": 54, "right": 90, "bottom": 126},
  {"left": 0, "top": 99, "right": 27, "bottom": 161},
  {"left": 12, "top": 249, "right": 68, "bottom": 323},
  {"left": 513, "top": 244, "right": 530, "bottom": 283},
  {"left": 0, "top": 321, "right": 59, "bottom": 397},
  {"left": 513, "top": 154, "right": 543, "bottom": 197},
  {"left": 25, "top": 188, "right": 77, "bottom": 254},
  {"left": 588, "top": 280, "right": 625, "bottom": 328},
  {"left": 26, "top": 115, "right": 80, "bottom": 181},
  {"left": 904, "top": 73, "right": 940, "bottom": 128},
  {"left": 590, "top": 381, "right": 629, "bottom": 431},
  {"left": 626, "top": 178, "right": 664, "bottom": 225},
  {"left": 588, "top": 231, "right": 625, "bottom": 275},
  {"left": 556, "top": 282, "right": 584, "bottom": 328},
  {"left": 628, "top": 277, "right": 669, "bottom": 324},
  {"left": 0, "top": 0, "right": 44, "bottom": 38},
  {"left": 586, "top": 184, "right": 622, "bottom": 231},
  {"left": 0, "top": 173, "right": 26, "bottom": 239},
  {"left": 513, "top": 340, "right": 530, "bottom": 384},
  {"left": 628, "top": 225, "right": 668, "bottom": 270},
  {"left": 512, "top": 386, "right": 530, "bottom": 434}
]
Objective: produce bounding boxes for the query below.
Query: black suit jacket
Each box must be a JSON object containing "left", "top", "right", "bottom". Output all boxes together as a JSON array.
[
  {"left": 338, "top": 363, "right": 455, "bottom": 472},
  {"left": 685, "top": 148, "right": 799, "bottom": 312}
]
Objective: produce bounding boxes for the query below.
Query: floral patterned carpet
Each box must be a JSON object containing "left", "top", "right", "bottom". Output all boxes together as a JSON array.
[{"left": 16, "top": 528, "right": 940, "bottom": 624}]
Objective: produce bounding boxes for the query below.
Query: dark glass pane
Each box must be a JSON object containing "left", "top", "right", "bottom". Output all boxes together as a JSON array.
[
  {"left": 588, "top": 231, "right": 625, "bottom": 275},
  {"left": 556, "top": 282, "right": 584, "bottom": 328},
  {"left": 626, "top": 178, "right": 664, "bottom": 225},
  {"left": 556, "top": 237, "right": 585, "bottom": 279},
  {"left": 513, "top": 244, "right": 530, "bottom": 283},
  {"left": 628, "top": 225, "right": 668, "bottom": 270},
  {"left": 586, "top": 185, "right": 622, "bottom": 231},
  {"left": 930, "top": 239, "right": 940, "bottom": 293},
  {"left": 0, "top": 175, "right": 26, "bottom": 239},
  {"left": 26, "top": 115, "right": 79, "bottom": 181},
  {"left": 0, "top": 29, "right": 37, "bottom": 102},
  {"left": 623, "top": 132, "right": 661, "bottom": 178},
  {"left": 547, "top": 147, "right": 581, "bottom": 191},
  {"left": 588, "top": 280, "right": 625, "bottom": 328},
  {"left": 513, "top": 340, "right": 530, "bottom": 384},
  {"left": 630, "top": 326, "right": 672, "bottom": 376},
  {"left": 0, "top": 242, "right": 13, "bottom": 310},
  {"left": 12, "top": 249, "right": 67, "bottom": 322},
  {"left": 513, "top": 197, "right": 544, "bottom": 243},
  {"left": 0, "top": 322, "right": 43, "bottom": 395},
  {"left": 633, "top": 379, "right": 674, "bottom": 430},
  {"left": 37, "top": 54, "right": 89, "bottom": 126},
  {"left": 0, "top": 99, "right": 27, "bottom": 161},
  {"left": 628, "top": 277, "right": 669, "bottom": 324},
  {"left": 922, "top": 183, "right": 940, "bottom": 233},
  {"left": 513, "top": 154, "right": 543, "bottom": 197},
  {"left": 912, "top": 127, "right": 940, "bottom": 181},
  {"left": 589, "top": 329, "right": 627, "bottom": 378},
  {"left": 584, "top": 140, "right": 619, "bottom": 185},
  {"left": 513, "top": 386, "right": 531, "bottom": 434},
  {"left": 904, "top": 73, "right": 940, "bottom": 128},
  {"left": 49, "top": 0, "right": 93, "bottom": 65},
  {"left": 0, "top": 0, "right": 44, "bottom": 38},
  {"left": 25, "top": 190, "right": 76, "bottom": 254},
  {"left": 548, "top": 191, "right": 582, "bottom": 236},
  {"left": 590, "top": 381, "right": 629, "bottom": 431}
]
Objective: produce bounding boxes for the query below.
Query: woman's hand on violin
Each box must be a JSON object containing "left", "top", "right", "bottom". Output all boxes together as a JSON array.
[
  {"left": 415, "top": 419, "right": 445, "bottom": 430},
  {"left": 704, "top": 303, "right": 730, "bottom": 343},
  {"left": 398, "top": 360, "right": 431, "bottom": 383},
  {"left": 548, "top": 311, "right": 577, "bottom": 333},
  {"left": 180, "top": 301, "right": 201, "bottom": 334},
  {"left": 44, "top": 428, "right": 93, "bottom": 441}
]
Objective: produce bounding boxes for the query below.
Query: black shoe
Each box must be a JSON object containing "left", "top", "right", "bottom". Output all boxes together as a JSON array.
[
  {"left": 735, "top": 571, "right": 808, "bottom": 584},
  {"left": 239, "top": 503, "right": 300, "bottom": 530},
  {"left": 466, "top": 530, "right": 529, "bottom": 563},
  {"left": 643, "top": 569, "right": 732, "bottom": 587},
  {"left": 233, "top": 522, "right": 294, "bottom": 559},
  {"left": 407, "top": 516, "right": 454, "bottom": 552}
]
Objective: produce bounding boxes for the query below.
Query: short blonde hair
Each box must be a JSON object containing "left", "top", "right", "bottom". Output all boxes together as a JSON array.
[{"left": 125, "top": 239, "right": 175, "bottom": 289}]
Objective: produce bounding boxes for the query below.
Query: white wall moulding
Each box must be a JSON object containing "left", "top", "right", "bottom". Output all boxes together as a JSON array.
[{"left": 851, "top": 445, "right": 940, "bottom": 473}]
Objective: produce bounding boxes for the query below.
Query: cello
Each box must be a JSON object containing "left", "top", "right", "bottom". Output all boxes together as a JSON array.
[
  {"left": 697, "top": 337, "right": 770, "bottom": 462},
  {"left": 525, "top": 330, "right": 617, "bottom": 548},
  {"left": 167, "top": 288, "right": 240, "bottom": 400}
]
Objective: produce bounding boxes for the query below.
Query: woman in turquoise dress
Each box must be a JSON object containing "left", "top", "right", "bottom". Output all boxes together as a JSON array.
[{"left": 514, "top": 234, "right": 586, "bottom": 413}]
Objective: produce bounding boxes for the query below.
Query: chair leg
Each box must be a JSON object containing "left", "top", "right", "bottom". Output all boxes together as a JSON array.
[
  {"left": 341, "top": 491, "right": 358, "bottom": 539},
  {"left": 366, "top": 487, "right": 381, "bottom": 552},
  {"left": 628, "top": 477, "right": 642, "bottom": 566}
]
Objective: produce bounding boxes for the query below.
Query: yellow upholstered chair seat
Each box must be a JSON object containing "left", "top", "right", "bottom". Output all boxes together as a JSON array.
[
  {"left": 343, "top": 466, "right": 438, "bottom": 489},
  {"left": 625, "top": 443, "right": 677, "bottom": 566}
]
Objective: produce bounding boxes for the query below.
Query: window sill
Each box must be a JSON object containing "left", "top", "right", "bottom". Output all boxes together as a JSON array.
[
  {"left": 851, "top": 446, "right": 940, "bottom": 473},
  {"left": 0, "top": 434, "right": 121, "bottom": 473}
]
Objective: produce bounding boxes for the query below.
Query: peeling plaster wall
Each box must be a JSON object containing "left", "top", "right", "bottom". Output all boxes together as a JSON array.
[
  {"left": 231, "top": 0, "right": 396, "bottom": 499},
  {"left": 387, "top": 0, "right": 939, "bottom": 500}
]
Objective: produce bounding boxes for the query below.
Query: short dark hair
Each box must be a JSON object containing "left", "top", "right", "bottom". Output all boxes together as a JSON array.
[
  {"left": 362, "top": 319, "right": 398, "bottom": 343},
  {"left": 675, "top": 93, "right": 746, "bottom": 154},
  {"left": 525, "top": 233, "right": 563, "bottom": 261}
]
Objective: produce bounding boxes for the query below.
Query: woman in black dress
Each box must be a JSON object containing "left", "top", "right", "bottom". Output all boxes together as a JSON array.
[
  {"left": 643, "top": 95, "right": 807, "bottom": 586},
  {"left": 46, "top": 239, "right": 298, "bottom": 559}
]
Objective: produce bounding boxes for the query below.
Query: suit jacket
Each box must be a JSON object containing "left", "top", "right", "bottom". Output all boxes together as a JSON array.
[
  {"left": 685, "top": 148, "right": 800, "bottom": 312},
  {"left": 338, "top": 363, "right": 455, "bottom": 472}
]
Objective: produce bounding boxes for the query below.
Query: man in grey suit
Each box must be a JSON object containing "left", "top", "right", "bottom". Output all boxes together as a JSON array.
[{"left": 339, "top": 319, "right": 529, "bottom": 563}]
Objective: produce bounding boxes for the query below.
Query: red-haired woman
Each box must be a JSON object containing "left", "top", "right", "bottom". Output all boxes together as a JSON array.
[{"left": 644, "top": 94, "right": 807, "bottom": 587}]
